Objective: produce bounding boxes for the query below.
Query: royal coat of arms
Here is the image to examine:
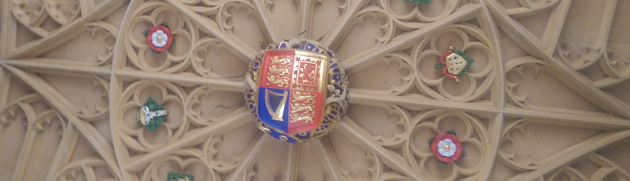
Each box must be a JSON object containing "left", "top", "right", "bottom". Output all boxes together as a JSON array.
[{"left": 245, "top": 39, "right": 348, "bottom": 143}]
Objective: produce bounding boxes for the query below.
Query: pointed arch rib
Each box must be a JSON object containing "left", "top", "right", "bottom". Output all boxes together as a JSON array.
[
  {"left": 283, "top": 144, "right": 300, "bottom": 181},
  {"left": 342, "top": 4, "right": 482, "bottom": 72},
  {"left": 1, "top": 64, "right": 123, "bottom": 180},
  {"left": 4, "top": 60, "right": 112, "bottom": 76},
  {"left": 44, "top": 125, "right": 86, "bottom": 181},
  {"left": 0, "top": 65, "right": 9, "bottom": 109},
  {"left": 509, "top": 129, "right": 630, "bottom": 181},
  {"left": 165, "top": 0, "right": 258, "bottom": 62},
  {"left": 543, "top": 54, "right": 630, "bottom": 118},
  {"left": 122, "top": 108, "right": 250, "bottom": 171},
  {"left": 479, "top": 113, "right": 504, "bottom": 180},
  {"left": 253, "top": 0, "right": 282, "bottom": 43},
  {"left": 7, "top": 0, "right": 123, "bottom": 59},
  {"left": 320, "top": 0, "right": 370, "bottom": 48},
  {"left": 479, "top": 4, "right": 506, "bottom": 110},
  {"left": 487, "top": 0, "right": 630, "bottom": 118},
  {"left": 312, "top": 138, "right": 342, "bottom": 181},
  {"left": 337, "top": 119, "right": 424, "bottom": 181},
  {"left": 225, "top": 135, "right": 272, "bottom": 181},
  {"left": 485, "top": 0, "right": 572, "bottom": 55},
  {"left": 298, "top": 0, "right": 310, "bottom": 37},
  {"left": 349, "top": 91, "right": 500, "bottom": 114},
  {"left": 115, "top": 70, "right": 244, "bottom": 92},
  {"left": 504, "top": 108, "right": 630, "bottom": 130}
]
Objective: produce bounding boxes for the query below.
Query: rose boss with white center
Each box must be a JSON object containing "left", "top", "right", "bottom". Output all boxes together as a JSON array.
[
  {"left": 429, "top": 129, "right": 466, "bottom": 166},
  {"left": 143, "top": 22, "right": 174, "bottom": 54}
]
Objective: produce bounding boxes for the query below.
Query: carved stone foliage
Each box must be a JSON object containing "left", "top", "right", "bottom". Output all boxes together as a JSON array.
[
  {"left": 544, "top": 154, "right": 630, "bottom": 181},
  {"left": 2, "top": 0, "right": 630, "bottom": 180}
]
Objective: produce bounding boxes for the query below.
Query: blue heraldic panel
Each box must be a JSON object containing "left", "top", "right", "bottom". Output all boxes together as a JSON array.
[{"left": 257, "top": 87, "right": 291, "bottom": 133}]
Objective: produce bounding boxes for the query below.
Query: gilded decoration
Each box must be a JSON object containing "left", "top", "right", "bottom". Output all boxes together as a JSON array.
[
  {"left": 3, "top": 0, "right": 630, "bottom": 180},
  {"left": 245, "top": 39, "right": 348, "bottom": 143}
]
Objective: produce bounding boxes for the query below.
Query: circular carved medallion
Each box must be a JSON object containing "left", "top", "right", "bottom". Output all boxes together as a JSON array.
[{"left": 245, "top": 39, "right": 348, "bottom": 143}]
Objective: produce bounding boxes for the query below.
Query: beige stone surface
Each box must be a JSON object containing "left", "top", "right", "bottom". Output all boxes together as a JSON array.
[{"left": 1, "top": 0, "right": 630, "bottom": 180}]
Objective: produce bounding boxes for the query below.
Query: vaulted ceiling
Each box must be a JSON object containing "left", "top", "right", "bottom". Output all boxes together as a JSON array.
[{"left": 1, "top": 0, "right": 629, "bottom": 180}]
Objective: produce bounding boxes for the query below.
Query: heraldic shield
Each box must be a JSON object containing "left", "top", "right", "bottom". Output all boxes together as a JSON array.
[{"left": 245, "top": 39, "right": 348, "bottom": 143}]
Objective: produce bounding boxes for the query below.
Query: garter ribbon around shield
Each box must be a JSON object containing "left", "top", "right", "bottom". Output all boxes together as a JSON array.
[{"left": 245, "top": 39, "right": 348, "bottom": 143}]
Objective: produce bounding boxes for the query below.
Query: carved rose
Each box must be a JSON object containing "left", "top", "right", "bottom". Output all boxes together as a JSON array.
[
  {"left": 430, "top": 131, "right": 464, "bottom": 164},
  {"left": 145, "top": 24, "right": 173, "bottom": 53}
]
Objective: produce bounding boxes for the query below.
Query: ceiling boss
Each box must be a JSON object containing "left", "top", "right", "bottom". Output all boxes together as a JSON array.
[
  {"left": 143, "top": 22, "right": 174, "bottom": 55},
  {"left": 245, "top": 39, "right": 349, "bottom": 143},
  {"left": 434, "top": 45, "right": 475, "bottom": 82}
]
